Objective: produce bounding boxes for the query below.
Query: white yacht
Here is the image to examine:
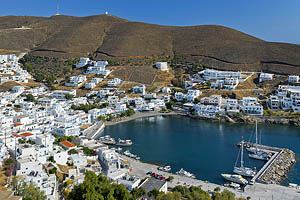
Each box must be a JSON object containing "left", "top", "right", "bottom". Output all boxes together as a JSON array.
[
  {"left": 221, "top": 174, "right": 248, "bottom": 185},
  {"left": 234, "top": 139, "right": 256, "bottom": 177}
]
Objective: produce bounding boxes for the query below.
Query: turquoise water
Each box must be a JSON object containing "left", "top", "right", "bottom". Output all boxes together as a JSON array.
[{"left": 102, "top": 115, "right": 300, "bottom": 185}]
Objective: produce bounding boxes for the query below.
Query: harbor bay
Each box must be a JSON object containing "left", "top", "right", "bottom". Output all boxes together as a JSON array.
[{"left": 101, "top": 115, "right": 300, "bottom": 186}]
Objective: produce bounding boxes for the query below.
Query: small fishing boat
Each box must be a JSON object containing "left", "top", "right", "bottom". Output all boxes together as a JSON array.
[
  {"left": 176, "top": 168, "right": 195, "bottom": 179},
  {"left": 116, "top": 138, "right": 133, "bottom": 146}
]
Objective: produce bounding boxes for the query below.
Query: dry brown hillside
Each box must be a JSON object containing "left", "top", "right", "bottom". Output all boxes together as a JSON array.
[{"left": 1, "top": 15, "right": 300, "bottom": 74}]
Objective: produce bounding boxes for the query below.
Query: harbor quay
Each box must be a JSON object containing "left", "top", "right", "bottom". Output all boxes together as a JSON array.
[
  {"left": 121, "top": 154, "right": 300, "bottom": 200},
  {"left": 242, "top": 142, "right": 296, "bottom": 184}
]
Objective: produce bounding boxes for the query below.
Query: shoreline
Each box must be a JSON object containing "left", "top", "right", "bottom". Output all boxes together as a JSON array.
[
  {"left": 103, "top": 110, "right": 300, "bottom": 128},
  {"left": 104, "top": 111, "right": 183, "bottom": 126}
]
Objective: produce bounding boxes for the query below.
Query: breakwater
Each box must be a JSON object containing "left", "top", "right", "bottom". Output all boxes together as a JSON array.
[
  {"left": 242, "top": 142, "right": 297, "bottom": 184},
  {"left": 258, "top": 148, "right": 296, "bottom": 184}
]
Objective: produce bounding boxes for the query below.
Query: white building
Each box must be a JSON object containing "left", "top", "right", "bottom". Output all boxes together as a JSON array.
[
  {"left": 76, "top": 57, "right": 90, "bottom": 68},
  {"left": 202, "top": 69, "right": 241, "bottom": 80},
  {"left": 155, "top": 62, "right": 168, "bottom": 71},
  {"left": 259, "top": 73, "right": 273, "bottom": 82},
  {"left": 108, "top": 78, "right": 122, "bottom": 87},
  {"left": 193, "top": 104, "right": 221, "bottom": 117},
  {"left": 85, "top": 82, "right": 96, "bottom": 89},
  {"left": 186, "top": 90, "right": 201, "bottom": 102},
  {"left": 86, "top": 61, "right": 111, "bottom": 76},
  {"left": 288, "top": 75, "right": 300, "bottom": 83},
  {"left": 70, "top": 154, "right": 87, "bottom": 167},
  {"left": 268, "top": 95, "right": 280, "bottom": 110},
  {"left": 132, "top": 85, "right": 146, "bottom": 95},
  {"left": 52, "top": 90, "right": 76, "bottom": 99},
  {"left": 240, "top": 97, "right": 263, "bottom": 115},
  {"left": 65, "top": 75, "right": 87, "bottom": 87},
  {"left": 175, "top": 92, "right": 185, "bottom": 101},
  {"left": 11, "top": 86, "right": 25, "bottom": 93}
]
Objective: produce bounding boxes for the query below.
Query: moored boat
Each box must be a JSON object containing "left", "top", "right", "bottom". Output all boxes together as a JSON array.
[
  {"left": 233, "top": 139, "right": 257, "bottom": 177},
  {"left": 116, "top": 138, "right": 133, "bottom": 146},
  {"left": 221, "top": 174, "right": 248, "bottom": 185},
  {"left": 100, "top": 135, "right": 116, "bottom": 145},
  {"left": 176, "top": 168, "right": 195, "bottom": 179}
]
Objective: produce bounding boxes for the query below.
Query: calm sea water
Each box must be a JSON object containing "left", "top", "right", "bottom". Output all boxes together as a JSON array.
[{"left": 101, "top": 115, "right": 300, "bottom": 185}]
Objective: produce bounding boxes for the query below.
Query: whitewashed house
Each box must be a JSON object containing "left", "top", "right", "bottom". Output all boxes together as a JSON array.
[
  {"left": 268, "top": 95, "right": 280, "bottom": 110},
  {"left": 201, "top": 69, "right": 241, "bottom": 80},
  {"left": 70, "top": 154, "right": 87, "bottom": 167},
  {"left": 288, "top": 75, "right": 299, "bottom": 83},
  {"left": 186, "top": 90, "right": 201, "bottom": 102},
  {"left": 240, "top": 97, "right": 263, "bottom": 115},
  {"left": 224, "top": 99, "right": 239, "bottom": 112},
  {"left": 175, "top": 92, "right": 185, "bottom": 101},
  {"left": 52, "top": 90, "right": 76, "bottom": 99},
  {"left": 108, "top": 78, "right": 122, "bottom": 87},
  {"left": 76, "top": 57, "right": 90, "bottom": 68},
  {"left": 65, "top": 75, "right": 87, "bottom": 87},
  {"left": 97, "top": 89, "right": 111, "bottom": 98},
  {"left": 11, "top": 86, "right": 25, "bottom": 93},
  {"left": 132, "top": 85, "right": 146, "bottom": 95},
  {"left": 85, "top": 82, "right": 96, "bottom": 89},
  {"left": 259, "top": 73, "right": 273, "bottom": 82},
  {"left": 161, "top": 87, "right": 171, "bottom": 94},
  {"left": 193, "top": 104, "right": 221, "bottom": 117},
  {"left": 155, "top": 62, "right": 168, "bottom": 71}
]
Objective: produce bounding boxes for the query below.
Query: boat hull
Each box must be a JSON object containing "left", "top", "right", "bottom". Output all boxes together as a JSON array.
[
  {"left": 233, "top": 167, "right": 256, "bottom": 177},
  {"left": 221, "top": 174, "right": 248, "bottom": 185}
]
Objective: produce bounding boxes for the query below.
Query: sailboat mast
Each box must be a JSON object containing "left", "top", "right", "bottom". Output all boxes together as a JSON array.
[
  {"left": 241, "top": 139, "right": 244, "bottom": 168},
  {"left": 255, "top": 120, "right": 258, "bottom": 151}
]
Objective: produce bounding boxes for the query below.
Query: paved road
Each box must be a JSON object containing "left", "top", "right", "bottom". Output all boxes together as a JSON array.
[{"left": 121, "top": 154, "right": 300, "bottom": 200}]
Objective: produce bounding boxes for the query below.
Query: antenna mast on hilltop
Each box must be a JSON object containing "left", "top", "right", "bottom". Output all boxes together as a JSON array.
[{"left": 56, "top": 0, "right": 60, "bottom": 16}]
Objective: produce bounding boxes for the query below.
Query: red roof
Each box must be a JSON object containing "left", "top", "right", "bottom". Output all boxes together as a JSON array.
[
  {"left": 60, "top": 141, "right": 75, "bottom": 148},
  {"left": 13, "top": 134, "right": 20, "bottom": 138},
  {"left": 14, "top": 123, "right": 23, "bottom": 126},
  {"left": 20, "top": 132, "right": 33, "bottom": 137}
]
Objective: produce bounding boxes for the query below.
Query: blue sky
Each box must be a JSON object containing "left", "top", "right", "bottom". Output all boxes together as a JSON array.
[{"left": 2, "top": 0, "right": 300, "bottom": 44}]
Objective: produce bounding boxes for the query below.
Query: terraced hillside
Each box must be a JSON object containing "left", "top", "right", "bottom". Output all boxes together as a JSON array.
[{"left": 1, "top": 15, "right": 300, "bottom": 74}]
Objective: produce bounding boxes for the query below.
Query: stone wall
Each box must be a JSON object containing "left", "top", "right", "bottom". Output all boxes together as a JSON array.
[{"left": 258, "top": 149, "right": 296, "bottom": 184}]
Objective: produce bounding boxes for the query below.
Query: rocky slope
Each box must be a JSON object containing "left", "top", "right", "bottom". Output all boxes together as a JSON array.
[{"left": 1, "top": 15, "right": 300, "bottom": 74}]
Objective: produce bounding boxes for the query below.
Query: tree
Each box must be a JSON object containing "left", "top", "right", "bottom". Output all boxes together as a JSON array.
[
  {"left": 25, "top": 94, "right": 35, "bottom": 102},
  {"left": 11, "top": 176, "right": 47, "bottom": 200},
  {"left": 131, "top": 187, "right": 146, "bottom": 199},
  {"left": 49, "top": 167, "right": 57, "bottom": 174},
  {"left": 48, "top": 156, "right": 55, "bottom": 163},
  {"left": 156, "top": 192, "right": 182, "bottom": 200},
  {"left": 148, "top": 188, "right": 161, "bottom": 198},
  {"left": 65, "top": 94, "right": 74, "bottom": 100},
  {"left": 168, "top": 176, "right": 174, "bottom": 181}
]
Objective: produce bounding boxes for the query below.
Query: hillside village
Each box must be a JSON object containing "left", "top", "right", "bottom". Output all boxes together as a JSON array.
[{"left": 0, "top": 53, "right": 300, "bottom": 199}]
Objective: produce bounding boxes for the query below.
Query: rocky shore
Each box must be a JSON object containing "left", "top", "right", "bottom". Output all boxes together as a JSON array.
[
  {"left": 220, "top": 115, "right": 300, "bottom": 127},
  {"left": 258, "top": 149, "right": 296, "bottom": 184}
]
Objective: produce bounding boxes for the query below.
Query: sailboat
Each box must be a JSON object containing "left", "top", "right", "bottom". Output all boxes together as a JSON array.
[
  {"left": 248, "top": 121, "right": 269, "bottom": 161},
  {"left": 233, "top": 139, "right": 256, "bottom": 177}
]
